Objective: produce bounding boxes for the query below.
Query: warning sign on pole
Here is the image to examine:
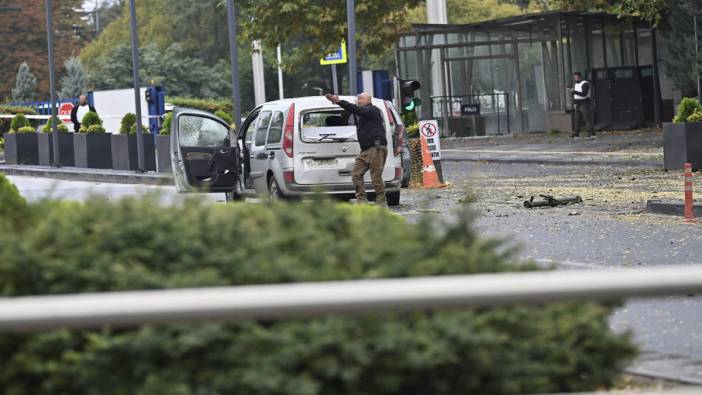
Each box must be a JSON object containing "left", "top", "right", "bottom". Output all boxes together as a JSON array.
[
  {"left": 58, "top": 102, "right": 74, "bottom": 124},
  {"left": 419, "top": 120, "right": 441, "bottom": 160}
]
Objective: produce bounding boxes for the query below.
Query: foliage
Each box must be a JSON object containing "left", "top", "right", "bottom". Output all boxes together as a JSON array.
[
  {"left": 59, "top": 57, "right": 88, "bottom": 99},
  {"left": 0, "top": 137, "right": 3, "bottom": 150},
  {"left": 168, "top": 97, "right": 233, "bottom": 114},
  {"left": 406, "top": 123, "right": 419, "bottom": 137},
  {"left": 15, "top": 126, "right": 35, "bottom": 134},
  {"left": 80, "top": 111, "right": 103, "bottom": 131},
  {"left": 129, "top": 123, "right": 149, "bottom": 135},
  {"left": 658, "top": 0, "right": 702, "bottom": 96},
  {"left": 0, "top": 187, "right": 636, "bottom": 394},
  {"left": 160, "top": 112, "right": 173, "bottom": 135},
  {"left": 9, "top": 114, "right": 30, "bottom": 133},
  {"left": 673, "top": 97, "right": 702, "bottom": 123},
  {"left": 406, "top": 0, "right": 527, "bottom": 25},
  {"left": 10, "top": 63, "right": 37, "bottom": 102},
  {"left": 0, "top": 174, "right": 30, "bottom": 230},
  {"left": 41, "top": 117, "right": 70, "bottom": 133},
  {"left": 214, "top": 109, "right": 234, "bottom": 126},
  {"left": 0, "top": 106, "right": 37, "bottom": 136},
  {"left": 120, "top": 113, "right": 137, "bottom": 134},
  {"left": 84, "top": 124, "right": 107, "bottom": 134},
  {"left": 687, "top": 110, "right": 702, "bottom": 123}
]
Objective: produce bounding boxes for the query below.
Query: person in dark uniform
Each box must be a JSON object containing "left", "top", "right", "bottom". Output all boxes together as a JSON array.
[
  {"left": 568, "top": 72, "right": 595, "bottom": 138},
  {"left": 325, "top": 93, "right": 388, "bottom": 206},
  {"left": 70, "top": 95, "right": 97, "bottom": 133}
]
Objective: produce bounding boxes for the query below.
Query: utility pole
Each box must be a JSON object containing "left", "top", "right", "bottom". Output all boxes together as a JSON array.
[
  {"left": 128, "top": 0, "right": 145, "bottom": 172},
  {"left": 252, "top": 40, "right": 266, "bottom": 106},
  {"left": 226, "top": 0, "right": 241, "bottom": 128},
  {"left": 695, "top": 15, "right": 701, "bottom": 103},
  {"left": 45, "top": 0, "right": 60, "bottom": 167},
  {"left": 426, "top": 0, "right": 448, "bottom": 24},
  {"left": 346, "top": 0, "right": 357, "bottom": 95},
  {"left": 277, "top": 44, "right": 284, "bottom": 100}
]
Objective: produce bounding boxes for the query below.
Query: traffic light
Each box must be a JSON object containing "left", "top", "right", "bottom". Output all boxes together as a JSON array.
[{"left": 399, "top": 79, "right": 421, "bottom": 113}]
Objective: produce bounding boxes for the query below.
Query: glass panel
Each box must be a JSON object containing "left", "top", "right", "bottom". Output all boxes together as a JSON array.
[
  {"left": 300, "top": 109, "right": 358, "bottom": 143},
  {"left": 178, "top": 115, "right": 228, "bottom": 147},
  {"left": 622, "top": 28, "right": 636, "bottom": 66},
  {"left": 570, "top": 17, "right": 588, "bottom": 76},
  {"left": 605, "top": 23, "right": 622, "bottom": 67},
  {"left": 519, "top": 42, "right": 546, "bottom": 131},
  {"left": 637, "top": 28, "right": 653, "bottom": 66},
  {"left": 266, "top": 111, "right": 283, "bottom": 145},
  {"left": 254, "top": 111, "right": 271, "bottom": 146},
  {"left": 589, "top": 22, "right": 605, "bottom": 68}
]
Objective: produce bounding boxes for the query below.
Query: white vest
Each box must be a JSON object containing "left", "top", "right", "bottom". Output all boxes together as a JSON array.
[{"left": 573, "top": 80, "right": 591, "bottom": 100}]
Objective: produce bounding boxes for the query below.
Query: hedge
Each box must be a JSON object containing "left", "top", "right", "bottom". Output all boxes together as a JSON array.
[
  {"left": 0, "top": 105, "right": 37, "bottom": 136},
  {"left": 0, "top": 175, "right": 636, "bottom": 395},
  {"left": 42, "top": 117, "right": 70, "bottom": 133},
  {"left": 167, "top": 96, "right": 233, "bottom": 114}
]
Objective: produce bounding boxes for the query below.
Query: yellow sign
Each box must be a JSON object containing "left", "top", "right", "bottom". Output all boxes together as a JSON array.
[{"left": 320, "top": 41, "right": 347, "bottom": 65}]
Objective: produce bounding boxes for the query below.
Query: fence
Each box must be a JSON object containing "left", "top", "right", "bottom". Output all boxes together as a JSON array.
[{"left": 432, "top": 92, "right": 511, "bottom": 136}]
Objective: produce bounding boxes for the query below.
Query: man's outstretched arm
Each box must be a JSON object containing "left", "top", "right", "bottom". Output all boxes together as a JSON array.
[{"left": 325, "top": 94, "right": 375, "bottom": 117}]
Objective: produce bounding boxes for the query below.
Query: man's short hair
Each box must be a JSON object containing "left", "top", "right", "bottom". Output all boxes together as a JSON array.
[{"left": 573, "top": 72, "right": 583, "bottom": 78}]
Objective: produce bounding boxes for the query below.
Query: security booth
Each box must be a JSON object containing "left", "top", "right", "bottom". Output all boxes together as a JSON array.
[{"left": 396, "top": 11, "right": 675, "bottom": 137}]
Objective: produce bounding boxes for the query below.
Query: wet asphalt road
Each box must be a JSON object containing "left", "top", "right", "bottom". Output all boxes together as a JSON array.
[{"left": 7, "top": 163, "right": 702, "bottom": 363}]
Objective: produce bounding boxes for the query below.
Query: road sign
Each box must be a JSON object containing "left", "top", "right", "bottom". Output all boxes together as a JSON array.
[
  {"left": 58, "top": 102, "right": 73, "bottom": 123},
  {"left": 320, "top": 41, "right": 347, "bottom": 65},
  {"left": 419, "top": 120, "right": 441, "bottom": 160}
]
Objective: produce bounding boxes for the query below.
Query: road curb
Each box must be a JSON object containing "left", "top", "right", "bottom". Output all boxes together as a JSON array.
[
  {"left": 0, "top": 165, "right": 172, "bottom": 186},
  {"left": 442, "top": 155, "right": 662, "bottom": 168},
  {"left": 626, "top": 351, "right": 702, "bottom": 385},
  {"left": 646, "top": 199, "right": 702, "bottom": 217}
]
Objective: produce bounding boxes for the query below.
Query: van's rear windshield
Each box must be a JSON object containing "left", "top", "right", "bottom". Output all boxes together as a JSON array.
[{"left": 300, "top": 109, "right": 358, "bottom": 143}]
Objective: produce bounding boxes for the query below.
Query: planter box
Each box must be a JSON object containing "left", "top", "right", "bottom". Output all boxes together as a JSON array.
[
  {"left": 663, "top": 122, "right": 702, "bottom": 170},
  {"left": 38, "top": 133, "right": 75, "bottom": 166},
  {"left": 111, "top": 134, "right": 156, "bottom": 171},
  {"left": 74, "top": 133, "right": 113, "bottom": 169},
  {"left": 4, "top": 133, "right": 39, "bottom": 165},
  {"left": 155, "top": 135, "right": 171, "bottom": 173}
]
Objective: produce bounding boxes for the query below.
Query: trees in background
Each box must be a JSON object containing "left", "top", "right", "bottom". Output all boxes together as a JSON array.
[
  {"left": 59, "top": 57, "right": 87, "bottom": 99},
  {"left": 11, "top": 63, "right": 37, "bottom": 102}
]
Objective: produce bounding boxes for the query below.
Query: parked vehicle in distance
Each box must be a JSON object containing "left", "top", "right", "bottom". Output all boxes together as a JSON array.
[{"left": 170, "top": 96, "right": 406, "bottom": 205}]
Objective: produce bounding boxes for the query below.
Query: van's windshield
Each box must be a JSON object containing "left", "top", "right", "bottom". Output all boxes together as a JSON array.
[{"left": 300, "top": 109, "right": 358, "bottom": 143}]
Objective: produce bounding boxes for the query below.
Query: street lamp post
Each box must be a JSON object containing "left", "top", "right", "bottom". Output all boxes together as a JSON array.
[
  {"left": 128, "top": 0, "right": 145, "bottom": 173},
  {"left": 346, "top": 0, "right": 357, "bottom": 95},
  {"left": 226, "top": 0, "right": 241, "bottom": 129},
  {"left": 44, "top": 0, "right": 60, "bottom": 167},
  {"left": 695, "top": 15, "right": 702, "bottom": 103}
]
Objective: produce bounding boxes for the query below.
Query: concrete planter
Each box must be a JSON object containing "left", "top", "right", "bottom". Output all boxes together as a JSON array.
[
  {"left": 4, "top": 133, "right": 39, "bottom": 165},
  {"left": 38, "top": 133, "right": 75, "bottom": 166},
  {"left": 155, "top": 135, "right": 172, "bottom": 173},
  {"left": 74, "top": 133, "right": 113, "bottom": 169},
  {"left": 663, "top": 122, "right": 702, "bottom": 170},
  {"left": 110, "top": 134, "right": 156, "bottom": 171}
]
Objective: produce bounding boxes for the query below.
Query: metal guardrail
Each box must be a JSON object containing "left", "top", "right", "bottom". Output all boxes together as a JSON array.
[{"left": 1, "top": 266, "right": 701, "bottom": 332}]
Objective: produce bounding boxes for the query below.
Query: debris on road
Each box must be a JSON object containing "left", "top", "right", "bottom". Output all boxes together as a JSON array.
[{"left": 524, "top": 194, "right": 583, "bottom": 208}]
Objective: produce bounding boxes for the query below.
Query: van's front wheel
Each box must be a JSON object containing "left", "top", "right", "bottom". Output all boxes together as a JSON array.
[
  {"left": 387, "top": 191, "right": 400, "bottom": 207},
  {"left": 224, "top": 191, "right": 241, "bottom": 203}
]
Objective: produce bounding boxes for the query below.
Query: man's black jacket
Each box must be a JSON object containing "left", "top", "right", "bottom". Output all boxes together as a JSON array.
[
  {"left": 337, "top": 100, "right": 387, "bottom": 151},
  {"left": 70, "top": 104, "right": 97, "bottom": 132}
]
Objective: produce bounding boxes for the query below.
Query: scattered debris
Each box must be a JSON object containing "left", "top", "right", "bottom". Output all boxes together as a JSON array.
[
  {"left": 568, "top": 211, "right": 581, "bottom": 216},
  {"left": 524, "top": 195, "right": 583, "bottom": 208}
]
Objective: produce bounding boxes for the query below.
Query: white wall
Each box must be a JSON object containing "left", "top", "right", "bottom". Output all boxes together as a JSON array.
[{"left": 91, "top": 88, "right": 148, "bottom": 133}]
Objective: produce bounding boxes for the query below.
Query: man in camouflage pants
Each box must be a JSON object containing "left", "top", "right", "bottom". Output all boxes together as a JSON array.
[{"left": 326, "top": 93, "right": 388, "bottom": 206}]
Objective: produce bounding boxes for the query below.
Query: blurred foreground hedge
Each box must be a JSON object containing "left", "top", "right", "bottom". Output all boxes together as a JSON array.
[{"left": 0, "top": 174, "right": 636, "bottom": 395}]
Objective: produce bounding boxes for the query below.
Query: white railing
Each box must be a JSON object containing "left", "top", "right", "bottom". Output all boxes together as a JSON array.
[{"left": 1, "top": 265, "right": 701, "bottom": 332}]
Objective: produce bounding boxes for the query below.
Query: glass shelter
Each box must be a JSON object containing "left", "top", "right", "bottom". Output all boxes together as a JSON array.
[{"left": 396, "top": 11, "right": 673, "bottom": 136}]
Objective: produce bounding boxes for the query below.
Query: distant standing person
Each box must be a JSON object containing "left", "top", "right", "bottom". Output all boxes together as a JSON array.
[
  {"left": 70, "top": 95, "right": 97, "bottom": 133},
  {"left": 325, "top": 93, "right": 388, "bottom": 206},
  {"left": 568, "top": 72, "right": 594, "bottom": 138}
]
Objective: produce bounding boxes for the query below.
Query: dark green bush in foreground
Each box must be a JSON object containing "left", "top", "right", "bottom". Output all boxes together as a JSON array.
[{"left": 0, "top": 174, "right": 636, "bottom": 395}]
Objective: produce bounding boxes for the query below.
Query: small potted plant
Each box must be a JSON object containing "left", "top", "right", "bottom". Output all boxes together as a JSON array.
[
  {"left": 4, "top": 114, "right": 39, "bottom": 165},
  {"left": 663, "top": 98, "right": 702, "bottom": 170},
  {"left": 38, "top": 117, "right": 73, "bottom": 166},
  {"left": 111, "top": 113, "right": 156, "bottom": 171},
  {"left": 155, "top": 112, "right": 172, "bottom": 173},
  {"left": 73, "top": 111, "right": 112, "bottom": 169}
]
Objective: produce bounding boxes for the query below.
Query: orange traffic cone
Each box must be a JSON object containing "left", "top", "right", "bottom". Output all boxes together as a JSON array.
[
  {"left": 684, "top": 163, "right": 696, "bottom": 223},
  {"left": 421, "top": 135, "right": 441, "bottom": 188}
]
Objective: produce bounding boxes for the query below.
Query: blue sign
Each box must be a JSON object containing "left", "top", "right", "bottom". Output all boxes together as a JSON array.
[{"left": 320, "top": 41, "right": 347, "bottom": 65}]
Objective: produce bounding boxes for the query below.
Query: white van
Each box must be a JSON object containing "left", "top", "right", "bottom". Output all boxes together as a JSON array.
[{"left": 171, "top": 96, "right": 405, "bottom": 205}]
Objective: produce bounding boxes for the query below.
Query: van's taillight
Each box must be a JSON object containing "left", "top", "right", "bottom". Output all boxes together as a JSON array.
[
  {"left": 395, "top": 167, "right": 402, "bottom": 179},
  {"left": 283, "top": 103, "right": 295, "bottom": 158},
  {"left": 394, "top": 125, "right": 404, "bottom": 156},
  {"left": 283, "top": 171, "right": 295, "bottom": 184}
]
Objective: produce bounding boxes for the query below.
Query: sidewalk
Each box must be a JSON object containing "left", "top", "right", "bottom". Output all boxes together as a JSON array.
[
  {"left": 441, "top": 129, "right": 663, "bottom": 168},
  {"left": 0, "top": 164, "right": 172, "bottom": 185}
]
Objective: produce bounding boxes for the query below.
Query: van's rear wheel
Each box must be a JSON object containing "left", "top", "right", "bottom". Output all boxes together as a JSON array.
[
  {"left": 268, "top": 176, "right": 283, "bottom": 199},
  {"left": 387, "top": 191, "right": 400, "bottom": 206},
  {"left": 225, "top": 191, "right": 241, "bottom": 202}
]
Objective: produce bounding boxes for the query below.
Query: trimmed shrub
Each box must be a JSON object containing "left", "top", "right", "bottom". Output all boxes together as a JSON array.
[
  {"left": 0, "top": 137, "right": 3, "bottom": 150},
  {"left": 79, "top": 111, "right": 103, "bottom": 133},
  {"left": 687, "top": 110, "right": 702, "bottom": 123},
  {"left": 673, "top": 97, "right": 702, "bottom": 123},
  {"left": 214, "top": 109, "right": 234, "bottom": 126},
  {"left": 168, "top": 96, "right": 233, "bottom": 114},
  {"left": 160, "top": 112, "right": 172, "bottom": 135},
  {"left": 406, "top": 122, "right": 419, "bottom": 137},
  {"left": 0, "top": 193, "right": 637, "bottom": 395},
  {"left": 9, "top": 114, "right": 30, "bottom": 133},
  {"left": 119, "top": 113, "right": 137, "bottom": 134},
  {"left": 42, "top": 117, "right": 70, "bottom": 133},
  {"left": 0, "top": 173, "right": 30, "bottom": 230},
  {"left": 16, "top": 126, "right": 35, "bottom": 134},
  {"left": 0, "top": 106, "right": 38, "bottom": 136},
  {"left": 129, "top": 123, "right": 149, "bottom": 135},
  {"left": 84, "top": 124, "right": 106, "bottom": 134}
]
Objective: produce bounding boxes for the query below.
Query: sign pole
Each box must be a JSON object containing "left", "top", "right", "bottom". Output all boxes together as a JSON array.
[
  {"left": 226, "top": 0, "right": 241, "bottom": 128},
  {"left": 346, "top": 0, "right": 357, "bottom": 95},
  {"left": 331, "top": 64, "right": 339, "bottom": 94},
  {"left": 419, "top": 120, "right": 444, "bottom": 184},
  {"left": 128, "top": 0, "right": 145, "bottom": 173},
  {"left": 45, "top": 0, "right": 60, "bottom": 167}
]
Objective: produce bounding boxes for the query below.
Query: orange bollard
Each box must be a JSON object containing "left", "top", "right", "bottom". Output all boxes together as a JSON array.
[
  {"left": 420, "top": 135, "right": 441, "bottom": 188},
  {"left": 684, "top": 163, "right": 695, "bottom": 223}
]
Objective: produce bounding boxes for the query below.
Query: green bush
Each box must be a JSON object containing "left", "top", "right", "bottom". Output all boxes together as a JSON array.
[
  {"left": 41, "top": 117, "right": 69, "bottom": 133},
  {"left": 84, "top": 124, "right": 106, "bottom": 134},
  {"left": 160, "top": 112, "right": 172, "bottom": 135},
  {"left": 406, "top": 122, "right": 419, "bottom": 137},
  {"left": 119, "top": 113, "right": 137, "bottom": 134},
  {"left": 687, "top": 110, "right": 702, "bottom": 123},
  {"left": 16, "top": 126, "right": 35, "bottom": 134},
  {"left": 0, "top": 173, "right": 30, "bottom": 230},
  {"left": 129, "top": 123, "right": 149, "bottom": 135},
  {"left": 79, "top": 111, "right": 103, "bottom": 133},
  {"left": 0, "top": 137, "right": 4, "bottom": 150},
  {"left": 9, "top": 114, "right": 30, "bottom": 133},
  {"left": 168, "top": 96, "right": 233, "bottom": 114},
  {"left": 214, "top": 109, "right": 234, "bottom": 126},
  {"left": 0, "top": 106, "right": 37, "bottom": 136},
  {"left": 0, "top": 187, "right": 636, "bottom": 394},
  {"left": 673, "top": 97, "right": 702, "bottom": 123}
]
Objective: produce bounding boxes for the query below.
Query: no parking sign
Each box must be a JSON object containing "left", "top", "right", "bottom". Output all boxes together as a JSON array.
[{"left": 419, "top": 120, "right": 441, "bottom": 160}]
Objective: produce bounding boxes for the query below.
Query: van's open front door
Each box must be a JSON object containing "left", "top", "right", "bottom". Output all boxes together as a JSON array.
[{"left": 170, "top": 108, "right": 238, "bottom": 193}]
